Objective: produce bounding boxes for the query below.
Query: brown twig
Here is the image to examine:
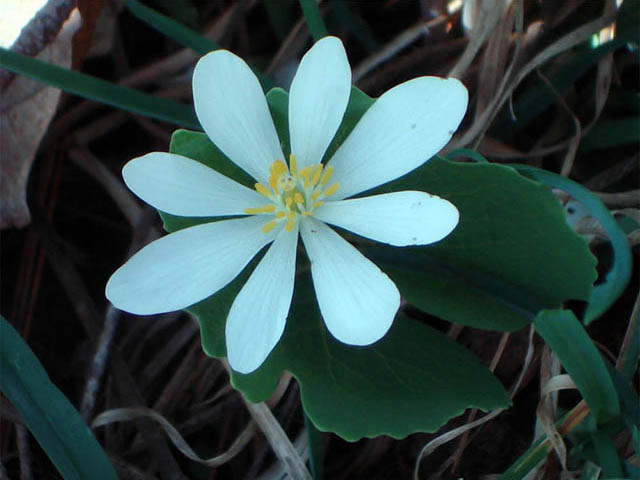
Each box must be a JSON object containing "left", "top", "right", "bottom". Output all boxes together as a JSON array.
[
  {"left": 450, "top": 332, "right": 511, "bottom": 474},
  {"left": 452, "top": 11, "right": 616, "bottom": 149},
  {"left": 596, "top": 189, "right": 640, "bottom": 208},
  {"left": 353, "top": 16, "right": 449, "bottom": 82},
  {"left": 16, "top": 425, "right": 33, "bottom": 480},
  {"left": 535, "top": 69, "right": 582, "bottom": 177}
]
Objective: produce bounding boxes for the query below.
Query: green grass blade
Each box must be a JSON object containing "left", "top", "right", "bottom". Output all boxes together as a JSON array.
[
  {"left": 330, "top": 0, "right": 379, "bottom": 51},
  {"left": 122, "top": 0, "right": 275, "bottom": 90},
  {"left": 590, "top": 431, "right": 624, "bottom": 477},
  {"left": 447, "top": 148, "right": 490, "bottom": 163},
  {"left": 265, "top": 0, "right": 296, "bottom": 40},
  {"left": 123, "top": 0, "right": 218, "bottom": 54},
  {"left": 579, "top": 116, "right": 640, "bottom": 151},
  {"left": 511, "top": 164, "right": 632, "bottom": 324},
  {"left": 0, "top": 47, "right": 200, "bottom": 129},
  {"left": 299, "top": 0, "right": 329, "bottom": 41},
  {"left": 0, "top": 316, "right": 118, "bottom": 480},
  {"left": 498, "top": 434, "right": 549, "bottom": 480},
  {"left": 535, "top": 310, "right": 620, "bottom": 425}
]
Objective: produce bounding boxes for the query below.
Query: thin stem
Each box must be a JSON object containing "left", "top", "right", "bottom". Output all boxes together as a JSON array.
[{"left": 299, "top": 0, "right": 328, "bottom": 41}]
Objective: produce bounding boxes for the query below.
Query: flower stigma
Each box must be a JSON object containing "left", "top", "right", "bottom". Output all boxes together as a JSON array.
[{"left": 244, "top": 154, "right": 340, "bottom": 234}]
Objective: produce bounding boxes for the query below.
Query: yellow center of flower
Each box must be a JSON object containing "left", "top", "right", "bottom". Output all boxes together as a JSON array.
[{"left": 244, "top": 154, "right": 340, "bottom": 233}]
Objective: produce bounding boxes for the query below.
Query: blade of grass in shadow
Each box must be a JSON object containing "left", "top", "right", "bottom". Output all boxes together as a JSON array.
[
  {"left": 535, "top": 310, "right": 620, "bottom": 425},
  {"left": 123, "top": 0, "right": 219, "bottom": 54},
  {"left": 0, "top": 47, "right": 200, "bottom": 129},
  {"left": 265, "top": 0, "right": 296, "bottom": 40},
  {"left": 447, "top": 148, "right": 490, "bottom": 164},
  {"left": 330, "top": 0, "right": 379, "bottom": 52},
  {"left": 512, "top": 164, "right": 632, "bottom": 324},
  {"left": 299, "top": 0, "right": 329, "bottom": 41},
  {"left": 0, "top": 316, "right": 118, "bottom": 480},
  {"left": 122, "top": 0, "right": 275, "bottom": 90},
  {"left": 590, "top": 430, "right": 624, "bottom": 477}
]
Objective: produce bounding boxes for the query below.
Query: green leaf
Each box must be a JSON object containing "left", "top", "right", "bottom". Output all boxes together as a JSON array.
[
  {"left": 535, "top": 310, "right": 620, "bottom": 425},
  {"left": 511, "top": 165, "right": 632, "bottom": 324},
  {"left": 367, "top": 158, "right": 597, "bottom": 331},
  {"left": 157, "top": 84, "right": 600, "bottom": 439},
  {"left": 163, "top": 115, "right": 509, "bottom": 441},
  {"left": 231, "top": 273, "right": 510, "bottom": 441},
  {"left": 123, "top": 0, "right": 217, "bottom": 54},
  {"left": 158, "top": 226, "right": 510, "bottom": 440},
  {"left": 0, "top": 47, "right": 200, "bottom": 129},
  {"left": 278, "top": 87, "right": 597, "bottom": 332},
  {"left": 305, "top": 412, "right": 325, "bottom": 479},
  {"left": 0, "top": 316, "right": 118, "bottom": 480}
]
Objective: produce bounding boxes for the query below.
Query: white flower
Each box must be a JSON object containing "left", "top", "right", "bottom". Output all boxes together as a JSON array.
[{"left": 105, "top": 37, "right": 468, "bottom": 374}]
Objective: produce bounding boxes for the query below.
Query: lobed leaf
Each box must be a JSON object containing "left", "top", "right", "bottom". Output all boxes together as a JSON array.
[
  {"left": 157, "top": 85, "right": 598, "bottom": 440},
  {"left": 512, "top": 164, "right": 632, "bottom": 324}
]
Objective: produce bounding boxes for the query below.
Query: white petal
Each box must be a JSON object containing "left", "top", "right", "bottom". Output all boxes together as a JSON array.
[
  {"left": 226, "top": 225, "right": 298, "bottom": 374},
  {"left": 193, "top": 50, "right": 284, "bottom": 183},
  {"left": 300, "top": 217, "right": 399, "bottom": 345},
  {"left": 289, "top": 36, "right": 351, "bottom": 169},
  {"left": 313, "top": 191, "right": 459, "bottom": 247},
  {"left": 123, "top": 152, "right": 265, "bottom": 217},
  {"left": 106, "top": 216, "right": 278, "bottom": 315},
  {"left": 328, "top": 77, "right": 468, "bottom": 199}
]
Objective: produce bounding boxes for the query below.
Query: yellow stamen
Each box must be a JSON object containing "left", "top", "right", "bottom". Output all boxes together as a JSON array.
[
  {"left": 270, "top": 160, "right": 287, "bottom": 176},
  {"left": 255, "top": 183, "right": 272, "bottom": 198},
  {"left": 298, "top": 166, "right": 312, "bottom": 189},
  {"left": 269, "top": 175, "right": 279, "bottom": 195},
  {"left": 243, "top": 205, "right": 276, "bottom": 214},
  {"left": 285, "top": 211, "right": 296, "bottom": 231},
  {"left": 311, "top": 164, "right": 323, "bottom": 186},
  {"left": 320, "top": 165, "right": 333, "bottom": 185},
  {"left": 255, "top": 159, "right": 342, "bottom": 228},
  {"left": 323, "top": 182, "right": 339, "bottom": 197},
  {"left": 289, "top": 154, "right": 298, "bottom": 175},
  {"left": 262, "top": 220, "right": 277, "bottom": 234}
]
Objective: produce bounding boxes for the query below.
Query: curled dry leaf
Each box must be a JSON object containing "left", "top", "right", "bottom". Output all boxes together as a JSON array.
[{"left": 0, "top": 0, "right": 80, "bottom": 229}]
